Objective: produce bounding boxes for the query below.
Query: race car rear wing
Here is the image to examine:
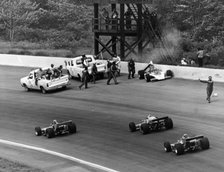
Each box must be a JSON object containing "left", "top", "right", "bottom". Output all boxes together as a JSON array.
[{"left": 186, "top": 135, "right": 204, "bottom": 141}]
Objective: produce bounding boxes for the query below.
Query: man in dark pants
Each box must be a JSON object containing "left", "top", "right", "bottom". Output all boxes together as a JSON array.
[
  {"left": 197, "top": 48, "right": 204, "bottom": 67},
  {"left": 79, "top": 66, "right": 89, "bottom": 89},
  {"left": 128, "top": 58, "right": 135, "bottom": 79},
  {"left": 107, "top": 61, "right": 118, "bottom": 85},
  {"left": 111, "top": 9, "right": 118, "bottom": 30},
  {"left": 107, "top": 60, "right": 112, "bottom": 78},
  {"left": 91, "top": 63, "right": 97, "bottom": 84},
  {"left": 124, "top": 8, "right": 132, "bottom": 30},
  {"left": 101, "top": 8, "right": 110, "bottom": 30},
  {"left": 199, "top": 76, "right": 214, "bottom": 103}
]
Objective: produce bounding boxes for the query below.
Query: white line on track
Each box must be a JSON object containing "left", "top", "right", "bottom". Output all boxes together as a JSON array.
[{"left": 0, "top": 139, "right": 120, "bottom": 172}]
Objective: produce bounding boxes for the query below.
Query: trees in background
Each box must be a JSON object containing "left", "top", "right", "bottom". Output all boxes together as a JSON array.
[
  {"left": 0, "top": 0, "right": 223, "bottom": 66},
  {"left": 0, "top": 0, "right": 38, "bottom": 42}
]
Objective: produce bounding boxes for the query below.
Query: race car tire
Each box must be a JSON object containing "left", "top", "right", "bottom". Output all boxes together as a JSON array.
[
  {"left": 40, "top": 86, "right": 46, "bottom": 94},
  {"left": 138, "top": 70, "right": 145, "bottom": 79},
  {"left": 164, "top": 142, "right": 172, "bottom": 152},
  {"left": 165, "top": 118, "right": 173, "bottom": 129},
  {"left": 140, "top": 123, "right": 150, "bottom": 134},
  {"left": 35, "top": 127, "right": 42, "bottom": 136},
  {"left": 145, "top": 74, "right": 151, "bottom": 82},
  {"left": 165, "top": 70, "right": 174, "bottom": 78},
  {"left": 200, "top": 137, "right": 210, "bottom": 150},
  {"left": 174, "top": 143, "right": 184, "bottom": 155},
  {"left": 68, "top": 122, "right": 77, "bottom": 134},
  {"left": 46, "top": 128, "right": 55, "bottom": 138},
  {"left": 129, "top": 122, "right": 136, "bottom": 132}
]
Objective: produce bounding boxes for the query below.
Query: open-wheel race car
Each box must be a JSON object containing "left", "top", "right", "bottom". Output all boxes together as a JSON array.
[
  {"left": 138, "top": 61, "right": 173, "bottom": 82},
  {"left": 164, "top": 134, "right": 210, "bottom": 155},
  {"left": 35, "top": 120, "right": 76, "bottom": 138},
  {"left": 129, "top": 114, "right": 173, "bottom": 134}
]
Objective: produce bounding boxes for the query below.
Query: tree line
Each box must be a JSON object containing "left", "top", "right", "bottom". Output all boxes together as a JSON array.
[{"left": 0, "top": 0, "right": 223, "bottom": 66}]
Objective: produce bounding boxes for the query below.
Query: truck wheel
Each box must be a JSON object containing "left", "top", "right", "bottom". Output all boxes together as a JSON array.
[
  {"left": 145, "top": 74, "right": 151, "bottom": 82},
  {"left": 200, "top": 137, "right": 210, "bottom": 150},
  {"left": 129, "top": 122, "right": 136, "bottom": 132},
  {"left": 23, "top": 84, "right": 30, "bottom": 92},
  {"left": 164, "top": 142, "right": 172, "bottom": 152},
  {"left": 174, "top": 143, "right": 184, "bottom": 155},
  {"left": 165, "top": 70, "right": 174, "bottom": 78},
  {"left": 40, "top": 86, "right": 46, "bottom": 94},
  {"left": 165, "top": 118, "right": 173, "bottom": 129},
  {"left": 140, "top": 123, "right": 150, "bottom": 134},
  {"left": 35, "top": 127, "right": 42, "bottom": 136},
  {"left": 46, "top": 128, "right": 55, "bottom": 138},
  {"left": 68, "top": 123, "right": 77, "bottom": 134},
  {"left": 138, "top": 70, "right": 145, "bottom": 79}
]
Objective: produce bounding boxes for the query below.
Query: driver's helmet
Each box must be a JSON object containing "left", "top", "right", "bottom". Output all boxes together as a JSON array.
[
  {"left": 182, "top": 134, "right": 188, "bottom": 139},
  {"left": 53, "top": 119, "right": 58, "bottom": 125},
  {"left": 147, "top": 114, "right": 152, "bottom": 119}
]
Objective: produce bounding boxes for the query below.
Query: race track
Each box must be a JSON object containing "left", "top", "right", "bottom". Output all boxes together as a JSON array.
[{"left": 0, "top": 65, "right": 224, "bottom": 172}]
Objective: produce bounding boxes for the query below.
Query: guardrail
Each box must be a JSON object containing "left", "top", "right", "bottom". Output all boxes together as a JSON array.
[{"left": 0, "top": 54, "right": 224, "bottom": 82}]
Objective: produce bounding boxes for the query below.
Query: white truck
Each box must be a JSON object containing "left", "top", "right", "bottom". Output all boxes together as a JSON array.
[
  {"left": 20, "top": 68, "right": 70, "bottom": 94},
  {"left": 64, "top": 55, "right": 106, "bottom": 80}
]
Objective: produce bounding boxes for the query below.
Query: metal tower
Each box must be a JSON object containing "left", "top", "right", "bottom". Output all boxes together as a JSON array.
[{"left": 91, "top": 0, "right": 159, "bottom": 59}]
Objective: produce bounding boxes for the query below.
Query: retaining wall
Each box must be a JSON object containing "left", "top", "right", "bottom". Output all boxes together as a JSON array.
[{"left": 0, "top": 54, "right": 224, "bottom": 82}]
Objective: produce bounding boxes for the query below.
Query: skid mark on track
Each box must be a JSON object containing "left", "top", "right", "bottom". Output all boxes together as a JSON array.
[{"left": 0, "top": 139, "right": 119, "bottom": 172}]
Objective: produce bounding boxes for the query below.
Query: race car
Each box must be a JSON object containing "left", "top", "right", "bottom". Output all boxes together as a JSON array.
[
  {"left": 129, "top": 114, "right": 173, "bottom": 134},
  {"left": 138, "top": 61, "right": 173, "bottom": 82},
  {"left": 35, "top": 120, "right": 76, "bottom": 138},
  {"left": 164, "top": 134, "right": 210, "bottom": 155}
]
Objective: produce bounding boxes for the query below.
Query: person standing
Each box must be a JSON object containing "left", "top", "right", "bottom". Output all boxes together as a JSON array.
[
  {"left": 91, "top": 63, "right": 97, "bottom": 84},
  {"left": 128, "top": 58, "right": 135, "bottom": 79},
  {"left": 143, "top": 8, "right": 150, "bottom": 30},
  {"left": 101, "top": 8, "right": 110, "bottom": 30},
  {"left": 107, "top": 61, "right": 118, "bottom": 85},
  {"left": 197, "top": 48, "right": 204, "bottom": 67},
  {"left": 79, "top": 66, "right": 89, "bottom": 89},
  {"left": 111, "top": 9, "right": 118, "bottom": 30},
  {"left": 199, "top": 76, "right": 214, "bottom": 103},
  {"left": 124, "top": 8, "right": 132, "bottom": 30}
]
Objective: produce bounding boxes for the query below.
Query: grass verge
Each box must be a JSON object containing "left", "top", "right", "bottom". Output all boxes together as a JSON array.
[{"left": 0, "top": 157, "right": 44, "bottom": 172}]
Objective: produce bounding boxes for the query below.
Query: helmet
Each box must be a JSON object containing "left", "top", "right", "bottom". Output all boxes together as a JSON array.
[
  {"left": 53, "top": 119, "right": 58, "bottom": 124},
  {"left": 182, "top": 134, "right": 188, "bottom": 139},
  {"left": 147, "top": 114, "right": 152, "bottom": 119}
]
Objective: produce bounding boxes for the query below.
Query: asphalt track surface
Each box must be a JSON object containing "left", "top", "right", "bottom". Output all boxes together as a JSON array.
[{"left": 0, "top": 65, "right": 224, "bottom": 172}]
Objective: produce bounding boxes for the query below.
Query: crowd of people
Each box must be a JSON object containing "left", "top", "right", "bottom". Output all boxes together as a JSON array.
[
  {"left": 100, "top": 7, "right": 158, "bottom": 31},
  {"left": 34, "top": 53, "right": 215, "bottom": 104},
  {"left": 180, "top": 48, "right": 212, "bottom": 67},
  {"left": 34, "top": 64, "right": 63, "bottom": 85},
  {"left": 76, "top": 54, "right": 136, "bottom": 89}
]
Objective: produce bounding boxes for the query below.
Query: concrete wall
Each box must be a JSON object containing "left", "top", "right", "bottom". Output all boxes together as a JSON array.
[{"left": 1, "top": 54, "right": 224, "bottom": 82}]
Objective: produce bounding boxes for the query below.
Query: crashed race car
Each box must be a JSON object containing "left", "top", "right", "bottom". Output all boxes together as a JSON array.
[
  {"left": 164, "top": 134, "right": 210, "bottom": 155},
  {"left": 129, "top": 114, "right": 173, "bottom": 134},
  {"left": 138, "top": 61, "right": 173, "bottom": 82},
  {"left": 35, "top": 120, "right": 76, "bottom": 138}
]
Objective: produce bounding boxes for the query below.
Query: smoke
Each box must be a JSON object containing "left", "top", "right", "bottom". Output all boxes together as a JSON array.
[{"left": 143, "top": 28, "right": 182, "bottom": 64}]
